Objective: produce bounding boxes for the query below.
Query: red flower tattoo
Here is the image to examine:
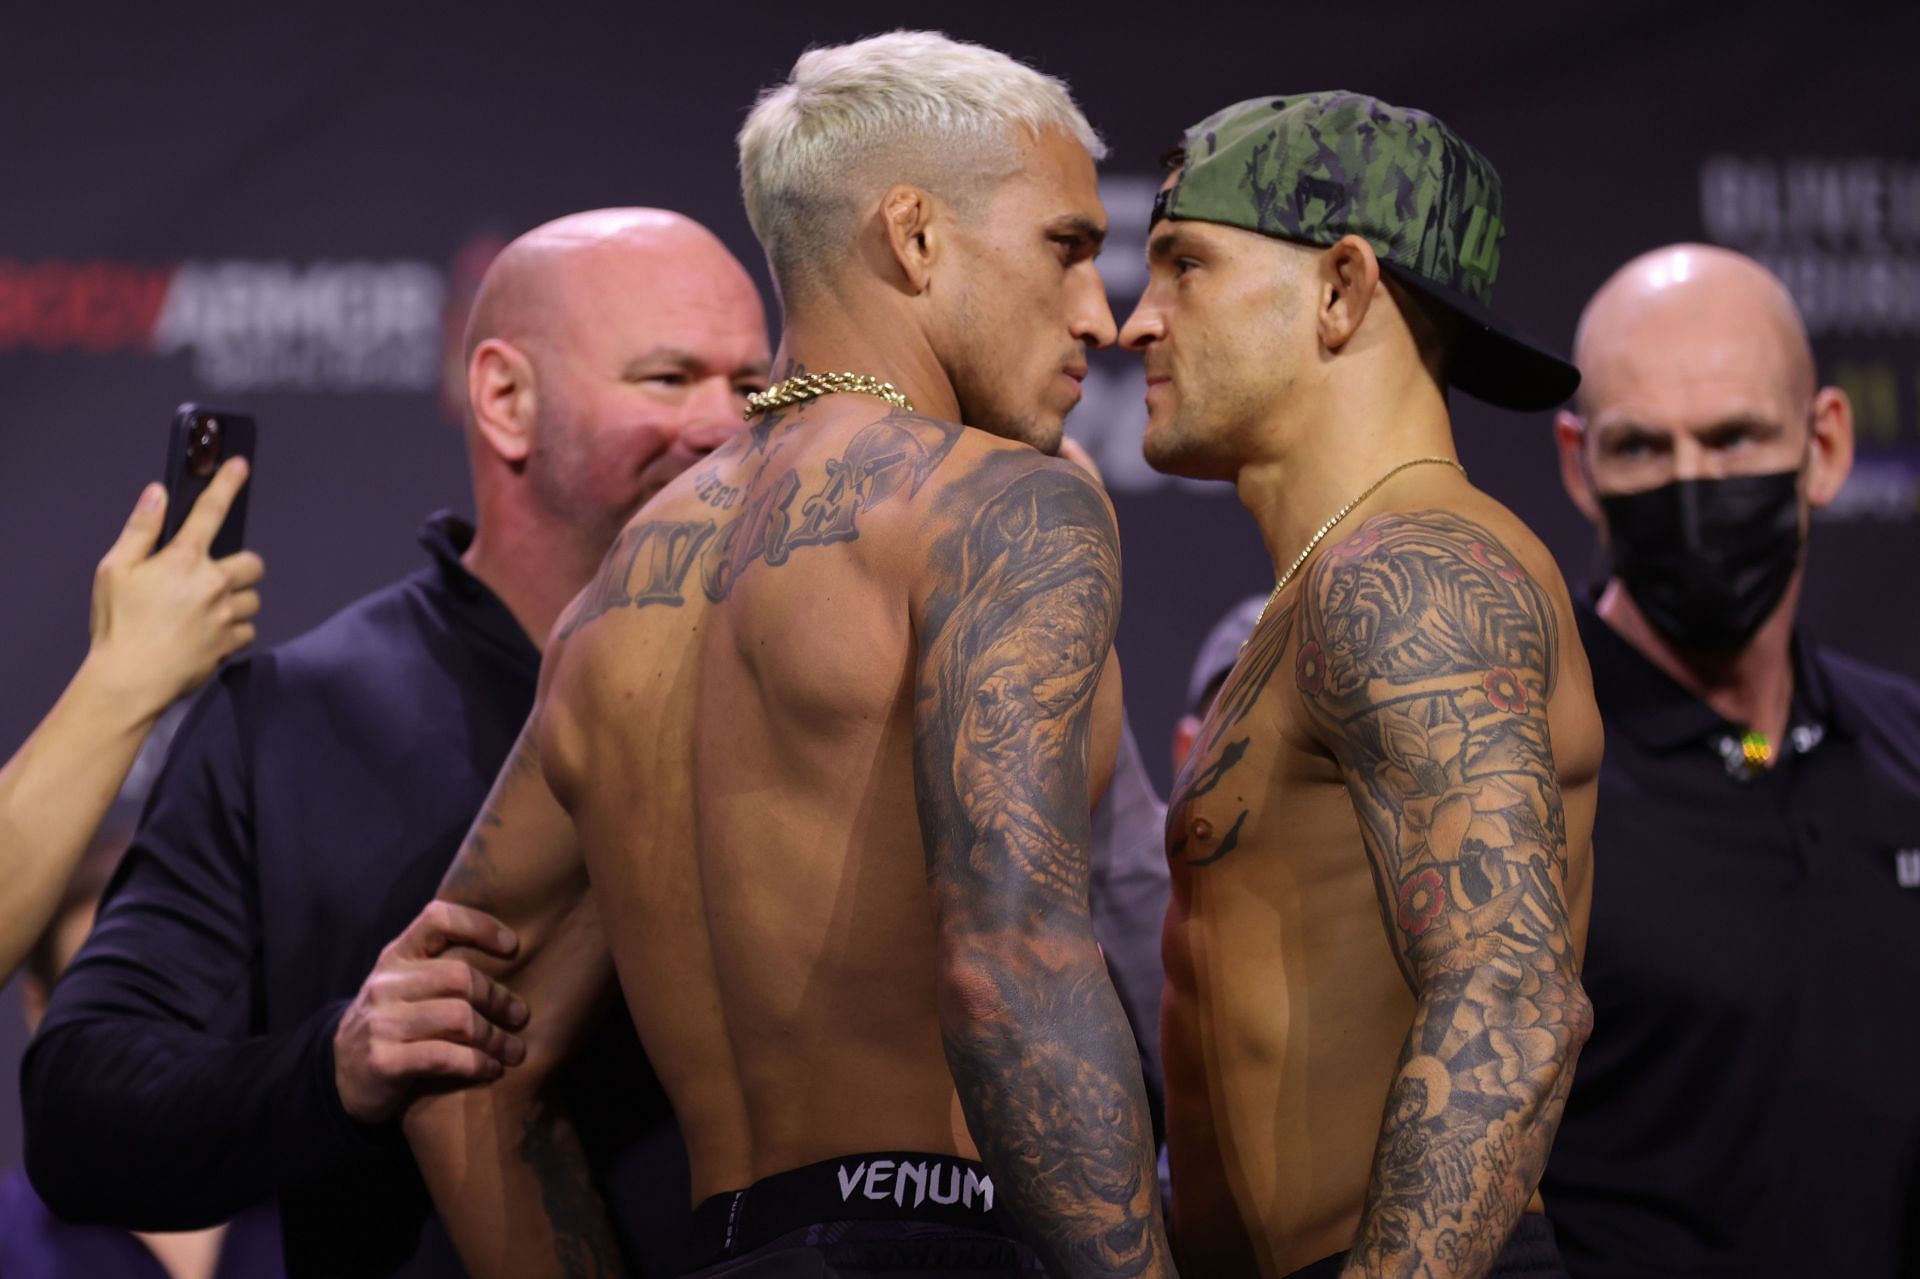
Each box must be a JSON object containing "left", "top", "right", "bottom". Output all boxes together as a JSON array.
[
  {"left": 1468, "top": 540, "right": 1522, "bottom": 583},
  {"left": 1296, "top": 640, "right": 1326, "bottom": 695},
  {"left": 1396, "top": 868, "right": 1447, "bottom": 935},
  {"left": 1483, "top": 667, "right": 1529, "bottom": 714},
  {"left": 1330, "top": 525, "right": 1383, "bottom": 560}
]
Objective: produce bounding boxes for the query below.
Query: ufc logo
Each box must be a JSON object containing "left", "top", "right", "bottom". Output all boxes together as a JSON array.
[{"left": 1460, "top": 206, "right": 1504, "bottom": 282}]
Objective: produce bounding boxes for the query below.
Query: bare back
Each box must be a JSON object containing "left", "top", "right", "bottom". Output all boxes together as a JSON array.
[
  {"left": 1162, "top": 481, "right": 1599, "bottom": 1276},
  {"left": 536, "top": 404, "right": 1122, "bottom": 1201}
]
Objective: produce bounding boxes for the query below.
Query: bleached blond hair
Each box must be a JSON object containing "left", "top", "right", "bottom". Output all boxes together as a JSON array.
[{"left": 738, "top": 30, "right": 1106, "bottom": 301}]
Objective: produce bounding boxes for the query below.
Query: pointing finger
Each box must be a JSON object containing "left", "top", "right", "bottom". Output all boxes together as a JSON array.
[{"left": 173, "top": 456, "right": 250, "bottom": 556}]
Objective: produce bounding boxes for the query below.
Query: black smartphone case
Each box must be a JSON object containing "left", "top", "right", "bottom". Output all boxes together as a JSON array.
[{"left": 157, "top": 403, "right": 256, "bottom": 558}]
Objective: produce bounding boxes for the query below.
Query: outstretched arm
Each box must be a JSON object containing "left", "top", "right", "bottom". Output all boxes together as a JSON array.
[
  {"left": 402, "top": 722, "right": 624, "bottom": 1279},
  {"left": 1296, "top": 512, "right": 1591, "bottom": 1279},
  {"left": 0, "top": 461, "right": 259, "bottom": 982},
  {"left": 913, "top": 452, "right": 1172, "bottom": 1277}
]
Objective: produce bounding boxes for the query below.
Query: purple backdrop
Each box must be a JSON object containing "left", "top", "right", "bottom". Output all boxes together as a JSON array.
[{"left": 4, "top": 2, "right": 1916, "bottom": 1171}]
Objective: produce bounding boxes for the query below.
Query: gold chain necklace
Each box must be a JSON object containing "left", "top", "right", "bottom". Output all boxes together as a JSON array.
[
  {"left": 743, "top": 371, "right": 914, "bottom": 420},
  {"left": 1249, "top": 455, "right": 1466, "bottom": 639}
]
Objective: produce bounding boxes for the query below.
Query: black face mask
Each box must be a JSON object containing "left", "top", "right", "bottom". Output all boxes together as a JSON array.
[{"left": 1598, "top": 469, "right": 1804, "bottom": 654}]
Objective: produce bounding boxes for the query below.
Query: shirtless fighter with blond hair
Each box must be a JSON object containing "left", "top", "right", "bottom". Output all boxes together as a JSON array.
[
  {"left": 1123, "top": 94, "right": 1600, "bottom": 1278},
  {"left": 403, "top": 31, "right": 1173, "bottom": 1279}
]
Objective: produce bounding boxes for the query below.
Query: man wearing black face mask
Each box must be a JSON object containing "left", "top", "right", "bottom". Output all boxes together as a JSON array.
[{"left": 1539, "top": 243, "right": 1920, "bottom": 1278}]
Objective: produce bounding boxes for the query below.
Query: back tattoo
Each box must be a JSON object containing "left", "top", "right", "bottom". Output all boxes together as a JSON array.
[{"left": 559, "top": 411, "right": 963, "bottom": 638}]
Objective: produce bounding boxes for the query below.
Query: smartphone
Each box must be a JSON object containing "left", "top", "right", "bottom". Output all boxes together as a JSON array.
[{"left": 156, "top": 403, "right": 256, "bottom": 558}]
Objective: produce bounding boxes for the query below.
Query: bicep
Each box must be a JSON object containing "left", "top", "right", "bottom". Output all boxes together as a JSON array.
[
  {"left": 911, "top": 458, "right": 1122, "bottom": 939},
  {"left": 438, "top": 718, "right": 609, "bottom": 1061},
  {"left": 1299, "top": 514, "right": 1577, "bottom": 992},
  {"left": 440, "top": 721, "right": 583, "bottom": 951}
]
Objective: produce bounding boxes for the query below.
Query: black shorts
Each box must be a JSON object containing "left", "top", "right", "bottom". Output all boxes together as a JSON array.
[
  {"left": 1283, "top": 1212, "right": 1568, "bottom": 1279},
  {"left": 683, "top": 1151, "right": 1046, "bottom": 1277}
]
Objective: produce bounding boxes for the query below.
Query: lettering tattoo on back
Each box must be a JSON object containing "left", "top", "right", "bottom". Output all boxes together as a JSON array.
[
  {"left": 557, "top": 411, "right": 963, "bottom": 639},
  {"left": 914, "top": 453, "right": 1169, "bottom": 1275},
  {"left": 1296, "top": 511, "right": 1591, "bottom": 1277},
  {"left": 691, "top": 467, "right": 742, "bottom": 511}
]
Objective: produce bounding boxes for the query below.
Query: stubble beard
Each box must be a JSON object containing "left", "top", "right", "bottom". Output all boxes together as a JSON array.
[
  {"left": 529, "top": 406, "right": 638, "bottom": 563},
  {"left": 1143, "top": 398, "right": 1234, "bottom": 480},
  {"left": 945, "top": 328, "right": 1063, "bottom": 456},
  {"left": 1144, "top": 365, "right": 1288, "bottom": 482},
  {"left": 973, "top": 402, "right": 1062, "bottom": 455}
]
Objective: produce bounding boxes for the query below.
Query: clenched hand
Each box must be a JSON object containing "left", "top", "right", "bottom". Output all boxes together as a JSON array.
[{"left": 334, "top": 900, "right": 530, "bottom": 1125}]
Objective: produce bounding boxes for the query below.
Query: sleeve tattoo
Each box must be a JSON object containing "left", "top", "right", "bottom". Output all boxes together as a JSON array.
[
  {"left": 913, "top": 455, "right": 1170, "bottom": 1277},
  {"left": 1297, "top": 512, "right": 1592, "bottom": 1278}
]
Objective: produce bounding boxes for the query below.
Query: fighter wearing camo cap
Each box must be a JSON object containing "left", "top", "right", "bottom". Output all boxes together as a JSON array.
[{"left": 1122, "top": 93, "right": 1602, "bottom": 1277}]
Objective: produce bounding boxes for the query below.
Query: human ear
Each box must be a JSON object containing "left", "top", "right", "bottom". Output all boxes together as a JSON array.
[
  {"left": 1317, "top": 234, "right": 1381, "bottom": 352},
  {"left": 467, "top": 339, "right": 536, "bottom": 466},
  {"left": 881, "top": 185, "right": 940, "bottom": 295},
  {"left": 1803, "top": 384, "right": 1855, "bottom": 509},
  {"left": 1555, "top": 411, "right": 1604, "bottom": 525}
]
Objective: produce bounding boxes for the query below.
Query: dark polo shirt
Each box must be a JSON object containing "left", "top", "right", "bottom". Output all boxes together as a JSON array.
[
  {"left": 1543, "top": 600, "right": 1920, "bottom": 1278},
  {"left": 21, "top": 514, "right": 688, "bottom": 1277}
]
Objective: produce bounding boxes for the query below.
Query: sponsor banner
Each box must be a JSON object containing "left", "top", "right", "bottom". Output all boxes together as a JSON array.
[
  {"left": 1701, "top": 155, "right": 1920, "bottom": 524},
  {"left": 0, "top": 256, "right": 451, "bottom": 393}
]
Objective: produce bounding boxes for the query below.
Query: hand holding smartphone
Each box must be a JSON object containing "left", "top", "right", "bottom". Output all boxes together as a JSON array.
[
  {"left": 157, "top": 403, "right": 256, "bottom": 557},
  {"left": 83, "top": 403, "right": 265, "bottom": 715}
]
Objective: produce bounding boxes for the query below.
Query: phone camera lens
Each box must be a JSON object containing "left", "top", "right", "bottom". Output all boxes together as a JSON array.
[{"left": 188, "top": 417, "right": 223, "bottom": 478}]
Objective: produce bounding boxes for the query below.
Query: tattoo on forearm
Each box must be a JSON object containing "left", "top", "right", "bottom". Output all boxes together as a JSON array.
[
  {"left": 914, "top": 455, "right": 1167, "bottom": 1276},
  {"left": 518, "top": 1097, "right": 624, "bottom": 1279},
  {"left": 441, "top": 731, "right": 543, "bottom": 913},
  {"left": 558, "top": 412, "right": 962, "bottom": 638},
  {"left": 1295, "top": 512, "right": 1591, "bottom": 1278}
]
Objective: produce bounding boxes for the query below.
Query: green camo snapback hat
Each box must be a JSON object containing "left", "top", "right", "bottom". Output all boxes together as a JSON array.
[{"left": 1153, "top": 91, "right": 1580, "bottom": 412}]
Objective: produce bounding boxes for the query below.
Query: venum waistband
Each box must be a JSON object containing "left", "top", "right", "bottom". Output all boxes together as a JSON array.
[{"left": 688, "top": 1151, "right": 1012, "bottom": 1266}]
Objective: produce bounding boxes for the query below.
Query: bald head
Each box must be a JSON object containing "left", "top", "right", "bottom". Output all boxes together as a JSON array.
[
  {"left": 1555, "top": 241, "right": 1853, "bottom": 536},
  {"left": 1574, "top": 243, "right": 1815, "bottom": 420},
  {"left": 465, "top": 208, "right": 759, "bottom": 362},
  {"left": 460, "top": 206, "right": 770, "bottom": 566}
]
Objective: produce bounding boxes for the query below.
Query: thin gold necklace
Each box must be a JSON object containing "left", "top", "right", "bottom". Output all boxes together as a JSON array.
[
  {"left": 1249, "top": 455, "right": 1466, "bottom": 639},
  {"left": 743, "top": 370, "right": 914, "bottom": 420}
]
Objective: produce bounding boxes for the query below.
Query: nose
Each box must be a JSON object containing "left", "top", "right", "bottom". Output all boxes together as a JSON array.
[
  {"left": 1071, "top": 272, "right": 1117, "bottom": 350},
  {"left": 1119, "top": 293, "right": 1164, "bottom": 351},
  {"left": 682, "top": 378, "right": 745, "bottom": 454},
  {"left": 1672, "top": 434, "right": 1718, "bottom": 484}
]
